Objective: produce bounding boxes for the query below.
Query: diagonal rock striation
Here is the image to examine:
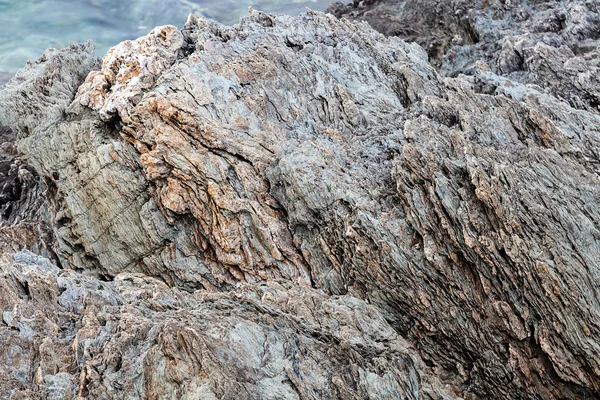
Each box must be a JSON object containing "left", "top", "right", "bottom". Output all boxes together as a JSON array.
[{"left": 0, "top": 251, "right": 456, "bottom": 399}]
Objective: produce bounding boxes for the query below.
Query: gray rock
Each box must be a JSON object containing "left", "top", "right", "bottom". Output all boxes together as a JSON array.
[
  {"left": 0, "top": 42, "right": 96, "bottom": 259},
  {"left": 0, "top": 122, "right": 53, "bottom": 258},
  {"left": 327, "top": 0, "right": 600, "bottom": 113},
  {"left": 0, "top": 7, "right": 599, "bottom": 399},
  {"left": 0, "top": 251, "right": 454, "bottom": 399}
]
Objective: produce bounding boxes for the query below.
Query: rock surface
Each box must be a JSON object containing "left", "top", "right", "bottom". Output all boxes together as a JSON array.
[
  {"left": 327, "top": 0, "right": 600, "bottom": 113},
  {"left": 0, "top": 44, "right": 95, "bottom": 260},
  {"left": 0, "top": 123, "right": 52, "bottom": 257},
  {"left": 0, "top": 6, "right": 599, "bottom": 400},
  {"left": 1, "top": 251, "right": 456, "bottom": 400}
]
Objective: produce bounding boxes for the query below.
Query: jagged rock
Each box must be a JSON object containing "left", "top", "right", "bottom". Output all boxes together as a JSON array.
[
  {"left": 0, "top": 251, "right": 455, "bottom": 399},
  {"left": 0, "top": 43, "right": 92, "bottom": 258},
  {"left": 327, "top": 0, "right": 600, "bottom": 113},
  {"left": 325, "top": 0, "right": 477, "bottom": 64},
  {"left": 0, "top": 124, "right": 53, "bottom": 257},
  {"left": 0, "top": 8, "right": 599, "bottom": 399}
]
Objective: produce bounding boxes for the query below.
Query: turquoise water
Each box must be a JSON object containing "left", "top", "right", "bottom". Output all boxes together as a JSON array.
[{"left": 0, "top": 0, "right": 338, "bottom": 74}]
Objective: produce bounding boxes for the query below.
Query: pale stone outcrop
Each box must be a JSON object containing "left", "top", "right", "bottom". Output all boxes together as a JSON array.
[{"left": 1, "top": 251, "right": 455, "bottom": 399}]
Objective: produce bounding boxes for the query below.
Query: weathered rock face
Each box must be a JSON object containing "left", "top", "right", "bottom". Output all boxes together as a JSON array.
[
  {"left": 327, "top": 0, "right": 600, "bottom": 113},
  {"left": 0, "top": 122, "right": 52, "bottom": 257},
  {"left": 326, "top": 0, "right": 478, "bottom": 64},
  {"left": 0, "top": 43, "right": 97, "bottom": 260},
  {"left": 0, "top": 251, "right": 455, "bottom": 400},
  {"left": 0, "top": 7, "right": 599, "bottom": 400}
]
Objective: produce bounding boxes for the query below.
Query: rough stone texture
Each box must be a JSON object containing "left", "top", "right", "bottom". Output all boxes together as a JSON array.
[
  {"left": 0, "top": 251, "right": 455, "bottom": 400},
  {"left": 327, "top": 0, "right": 600, "bottom": 113},
  {"left": 326, "top": 0, "right": 480, "bottom": 64},
  {"left": 0, "top": 7, "right": 599, "bottom": 400},
  {"left": 0, "top": 123, "right": 52, "bottom": 257}
]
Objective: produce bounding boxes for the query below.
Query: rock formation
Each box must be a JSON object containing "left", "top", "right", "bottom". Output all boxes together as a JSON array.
[
  {"left": 1, "top": 250, "right": 455, "bottom": 399},
  {"left": 0, "top": 6, "right": 599, "bottom": 400},
  {"left": 327, "top": 0, "right": 600, "bottom": 113},
  {"left": 0, "top": 123, "right": 51, "bottom": 257}
]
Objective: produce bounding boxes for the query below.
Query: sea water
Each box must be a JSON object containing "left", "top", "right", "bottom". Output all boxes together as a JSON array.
[{"left": 0, "top": 0, "right": 338, "bottom": 74}]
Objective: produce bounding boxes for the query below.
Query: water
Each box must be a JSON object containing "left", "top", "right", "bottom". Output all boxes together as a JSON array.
[{"left": 0, "top": 0, "right": 339, "bottom": 74}]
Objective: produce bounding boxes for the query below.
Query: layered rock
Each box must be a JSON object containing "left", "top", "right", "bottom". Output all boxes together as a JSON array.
[
  {"left": 327, "top": 0, "right": 600, "bottom": 113},
  {"left": 0, "top": 7, "right": 599, "bottom": 399},
  {"left": 0, "top": 43, "right": 96, "bottom": 260},
  {"left": 0, "top": 122, "right": 51, "bottom": 257},
  {"left": 1, "top": 251, "right": 455, "bottom": 399}
]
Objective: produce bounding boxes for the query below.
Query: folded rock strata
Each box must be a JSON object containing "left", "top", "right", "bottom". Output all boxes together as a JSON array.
[
  {"left": 0, "top": 122, "right": 52, "bottom": 257},
  {"left": 0, "top": 44, "right": 95, "bottom": 260},
  {"left": 0, "top": 8, "right": 599, "bottom": 400}
]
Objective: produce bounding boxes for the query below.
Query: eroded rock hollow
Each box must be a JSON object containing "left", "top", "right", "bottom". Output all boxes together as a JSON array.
[{"left": 0, "top": 5, "right": 599, "bottom": 400}]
